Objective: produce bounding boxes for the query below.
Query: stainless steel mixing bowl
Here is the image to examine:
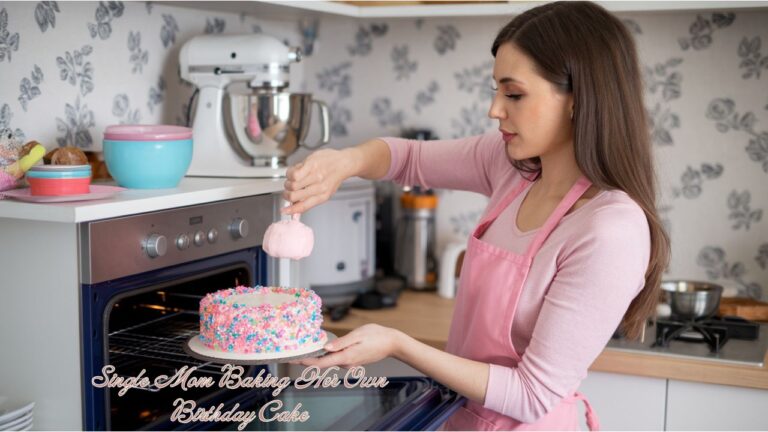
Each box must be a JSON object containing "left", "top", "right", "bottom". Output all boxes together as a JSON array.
[
  {"left": 660, "top": 280, "right": 723, "bottom": 320},
  {"left": 223, "top": 83, "right": 330, "bottom": 167}
]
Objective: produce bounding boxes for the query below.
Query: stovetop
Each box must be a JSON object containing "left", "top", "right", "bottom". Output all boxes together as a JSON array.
[{"left": 606, "top": 321, "right": 768, "bottom": 367}]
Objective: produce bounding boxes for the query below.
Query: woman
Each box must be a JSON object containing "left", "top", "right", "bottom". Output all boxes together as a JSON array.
[{"left": 284, "top": 2, "right": 670, "bottom": 430}]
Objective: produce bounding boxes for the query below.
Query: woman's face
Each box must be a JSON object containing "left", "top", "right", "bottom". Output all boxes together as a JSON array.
[{"left": 489, "top": 42, "right": 573, "bottom": 161}]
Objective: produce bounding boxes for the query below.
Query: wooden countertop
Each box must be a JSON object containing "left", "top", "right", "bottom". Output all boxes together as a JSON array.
[
  {"left": 324, "top": 290, "right": 455, "bottom": 350},
  {"left": 323, "top": 290, "right": 768, "bottom": 390}
]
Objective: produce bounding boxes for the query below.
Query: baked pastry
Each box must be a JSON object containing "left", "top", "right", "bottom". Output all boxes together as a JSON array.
[{"left": 43, "top": 146, "right": 88, "bottom": 165}]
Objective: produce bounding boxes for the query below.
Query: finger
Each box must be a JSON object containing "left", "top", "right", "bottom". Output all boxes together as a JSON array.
[
  {"left": 283, "top": 182, "right": 328, "bottom": 205},
  {"left": 282, "top": 193, "right": 326, "bottom": 215},
  {"left": 289, "top": 171, "right": 324, "bottom": 193},
  {"left": 290, "top": 162, "right": 316, "bottom": 186},
  {"left": 291, "top": 358, "right": 316, "bottom": 367},
  {"left": 325, "top": 333, "right": 361, "bottom": 352},
  {"left": 285, "top": 162, "right": 305, "bottom": 182},
  {"left": 283, "top": 179, "right": 302, "bottom": 192},
  {"left": 299, "top": 351, "right": 348, "bottom": 369}
]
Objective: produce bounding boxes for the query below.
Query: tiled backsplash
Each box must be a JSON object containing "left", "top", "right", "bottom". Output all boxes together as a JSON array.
[
  {"left": 300, "top": 9, "right": 768, "bottom": 299},
  {"left": 1, "top": 2, "right": 766, "bottom": 298}
]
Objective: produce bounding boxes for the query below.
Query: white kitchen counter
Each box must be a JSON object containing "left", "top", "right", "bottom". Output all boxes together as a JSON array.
[{"left": 0, "top": 177, "right": 284, "bottom": 223}]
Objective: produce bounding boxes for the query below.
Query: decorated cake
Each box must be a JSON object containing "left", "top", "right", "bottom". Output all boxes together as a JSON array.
[{"left": 198, "top": 285, "right": 325, "bottom": 354}]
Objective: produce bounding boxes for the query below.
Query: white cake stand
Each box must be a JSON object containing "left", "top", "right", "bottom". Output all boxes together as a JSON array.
[{"left": 184, "top": 330, "right": 337, "bottom": 365}]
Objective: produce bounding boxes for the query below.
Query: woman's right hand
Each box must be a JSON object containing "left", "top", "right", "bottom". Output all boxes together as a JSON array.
[{"left": 281, "top": 148, "right": 358, "bottom": 215}]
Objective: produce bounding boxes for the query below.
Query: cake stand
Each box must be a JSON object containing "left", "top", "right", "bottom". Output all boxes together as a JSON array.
[{"left": 184, "top": 330, "right": 337, "bottom": 365}]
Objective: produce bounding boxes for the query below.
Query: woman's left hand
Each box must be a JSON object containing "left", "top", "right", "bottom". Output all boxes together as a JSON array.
[{"left": 291, "top": 324, "right": 402, "bottom": 369}]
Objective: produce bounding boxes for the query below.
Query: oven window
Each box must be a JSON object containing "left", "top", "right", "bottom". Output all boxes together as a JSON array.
[
  {"left": 106, "top": 265, "right": 259, "bottom": 430},
  {"left": 209, "top": 379, "right": 436, "bottom": 431}
]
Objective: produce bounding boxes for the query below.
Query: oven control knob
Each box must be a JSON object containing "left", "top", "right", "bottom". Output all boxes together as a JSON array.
[
  {"left": 193, "top": 230, "right": 206, "bottom": 247},
  {"left": 229, "top": 218, "right": 249, "bottom": 239},
  {"left": 176, "top": 234, "right": 190, "bottom": 250},
  {"left": 144, "top": 234, "right": 167, "bottom": 258},
  {"left": 207, "top": 228, "right": 219, "bottom": 244}
]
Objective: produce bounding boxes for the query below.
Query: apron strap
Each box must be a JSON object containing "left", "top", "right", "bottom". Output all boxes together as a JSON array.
[
  {"left": 524, "top": 175, "right": 593, "bottom": 259},
  {"left": 572, "top": 391, "right": 601, "bottom": 431},
  {"left": 475, "top": 177, "right": 533, "bottom": 236}
]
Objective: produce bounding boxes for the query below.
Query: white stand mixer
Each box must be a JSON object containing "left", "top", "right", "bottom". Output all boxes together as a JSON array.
[{"left": 180, "top": 34, "right": 329, "bottom": 178}]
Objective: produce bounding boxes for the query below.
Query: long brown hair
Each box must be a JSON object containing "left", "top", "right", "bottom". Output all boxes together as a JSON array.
[{"left": 492, "top": 1, "right": 670, "bottom": 340}]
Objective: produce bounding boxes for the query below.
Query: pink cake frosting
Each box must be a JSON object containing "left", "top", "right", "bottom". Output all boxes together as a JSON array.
[{"left": 199, "top": 285, "right": 324, "bottom": 354}]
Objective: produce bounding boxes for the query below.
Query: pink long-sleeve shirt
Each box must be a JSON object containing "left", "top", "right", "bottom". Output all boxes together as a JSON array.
[{"left": 381, "top": 132, "right": 650, "bottom": 424}]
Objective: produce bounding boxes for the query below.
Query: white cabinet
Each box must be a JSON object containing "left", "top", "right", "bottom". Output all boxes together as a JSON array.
[
  {"left": 577, "top": 371, "right": 667, "bottom": 430},
  {"left": 665, "top": 380, "right": 768, "bottom": 430},
  {"left": 578, "top": 373, "right": 768, "bottom": 431}
]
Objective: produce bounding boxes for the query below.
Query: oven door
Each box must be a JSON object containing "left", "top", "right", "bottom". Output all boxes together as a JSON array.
[
  {"left": 81, "top": 247, "right": 269, "bottom": 431},
  {"left": 80, "top": 244, "right": 465, "bottom": 431},
  {"left": 183, "top": 376, "right": 465, "bottom": 431}
]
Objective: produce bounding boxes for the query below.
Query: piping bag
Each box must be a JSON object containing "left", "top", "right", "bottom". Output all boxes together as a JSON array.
[{"left": 262, "top": 202, "right": 314, "bottom": 260}]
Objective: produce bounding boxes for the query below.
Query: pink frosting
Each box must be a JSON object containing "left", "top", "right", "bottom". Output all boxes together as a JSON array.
[
  {"left": 199, "top": 285, "right": 324, "bottom": 354},
  {"left": 262, "top": 214, "right": 314, "bottom": 260}
]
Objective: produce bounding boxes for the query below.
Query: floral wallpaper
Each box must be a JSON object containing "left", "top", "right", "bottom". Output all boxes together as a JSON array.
[
  {"left": 0, "top": 1, "right": 302, "bottom": 149},
  {"left": 0, "top": 1, "right": 766, "bottom": 299},
  {"left": 300, "top": 8, "right": 768, "bottom": 299}
]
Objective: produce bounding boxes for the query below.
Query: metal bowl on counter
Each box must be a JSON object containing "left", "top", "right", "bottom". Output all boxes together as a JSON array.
[{"left": 661, "top": 280, "right": 723, "bottom": 321}]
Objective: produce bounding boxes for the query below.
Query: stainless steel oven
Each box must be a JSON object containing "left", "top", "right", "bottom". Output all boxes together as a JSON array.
[
  {"left": 77, "top": 194, "right": 464, "bottom": 431},
  {"left": 79, "top": 195, "right": 274, "bottom": 430}
]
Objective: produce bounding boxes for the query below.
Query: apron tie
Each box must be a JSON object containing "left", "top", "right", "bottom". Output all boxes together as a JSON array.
[{"left": 572, "top": 391, "right": 600, "bottom": 431}]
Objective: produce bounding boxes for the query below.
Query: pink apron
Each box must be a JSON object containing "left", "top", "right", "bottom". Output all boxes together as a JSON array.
[{"left": 442, "top": 175, "right": 600, "bottom": 431}]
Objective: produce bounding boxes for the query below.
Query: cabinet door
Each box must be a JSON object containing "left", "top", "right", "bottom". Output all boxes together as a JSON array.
[
  {"left": 577, "top": 371, "right": 667, "bottom": 430},
  {"left": 666, "top": 380, "right": 768, "bottom": 430}
]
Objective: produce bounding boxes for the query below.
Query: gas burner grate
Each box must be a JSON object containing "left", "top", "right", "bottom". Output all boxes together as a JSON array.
[
  {"left": 108, "top": 312, "right": 222, "bottom": 391},
  {"left": 653, "top": 315, "right": 760, "bottom": 353}
]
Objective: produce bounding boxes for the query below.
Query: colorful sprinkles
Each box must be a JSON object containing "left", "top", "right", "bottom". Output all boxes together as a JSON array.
[{"left": 199, "top": 285, "right": 324, "bottom": 354}]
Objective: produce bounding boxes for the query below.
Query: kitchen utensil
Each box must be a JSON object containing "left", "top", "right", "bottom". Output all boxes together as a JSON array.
[
  {"left": 103, "top": 125, "right": 192, "bottom": 189},
  {"left": 28, "top": 164, "right": 91, "bottom": 172},
  {"left": 262, "top": 211, "right": 315, "bottom": 260},
  {"left": 438, "top": 241, "right": 465, "bottom": 299},
  {"left": 661, "top": 280, "right": 723, "bottom": 321},
  {"left": 26, "top": 164, "right": 91, "bottom": 196},
  {"left": 394, "top": 188, "right": 438, "bottom": 290},
  {"left": 27, "top": 176, "right": 90, "bottom": 196},
  {"left": 224, "top": 85, "right": 329, "bottom": 161},
  {"left": 297, "top": 178, "right": 376, "bottom": 320},
  {"left": 179, "top": 34, "right": 330, "bottom": 178},
  {"left": 719, "top": 297, "right": 768, "bottom": 322}
]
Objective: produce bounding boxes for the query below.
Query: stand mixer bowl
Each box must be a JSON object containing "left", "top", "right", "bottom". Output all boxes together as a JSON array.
[{"left": 223, "top": 84, "right": 330, "bottom": 168}]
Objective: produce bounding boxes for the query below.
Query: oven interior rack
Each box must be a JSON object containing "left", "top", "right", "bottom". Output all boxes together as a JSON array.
[{"left": 108, "top": 312, "right": 222, "bottom": 391}]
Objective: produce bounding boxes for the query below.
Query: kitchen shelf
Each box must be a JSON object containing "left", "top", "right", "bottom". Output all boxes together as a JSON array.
[{"left": 162, "top": 0, "right": 768, "bottom": 20}]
